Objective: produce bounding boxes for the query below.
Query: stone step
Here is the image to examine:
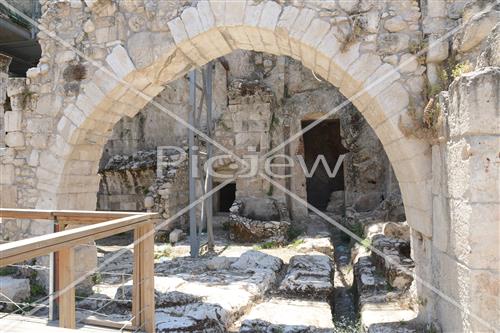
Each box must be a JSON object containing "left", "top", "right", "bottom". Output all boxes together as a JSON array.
[
  {"left": 278, "top": 254, "right": 334, "bottom": 301},
  {"left": 239, "top": 297, "right": 334, "bottom": 333}
]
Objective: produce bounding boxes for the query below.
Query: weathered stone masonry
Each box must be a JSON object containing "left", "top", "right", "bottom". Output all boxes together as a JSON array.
[{"left": 0, "top": 0, "right": 499, "bottom": 331}]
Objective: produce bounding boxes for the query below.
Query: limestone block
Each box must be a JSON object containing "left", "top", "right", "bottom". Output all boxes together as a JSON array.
[
  {"left": 276, "top": 6, "right": 300, "bottom": 39},
  {"left": 383, "top": 135, "right": 430, "bottom": 163},
  {"left": 63, "top": 104, "right": 87, "bottom": 127},
  {"left": 4, "top": 131, "right": 24, "bottom": 147},
  {"left": 315, "top": 30, "right": 341, "bottom": 77},
  {"left": 446, "top": 136, "right": 499, "bottom": 203},
  {"left": 432, "top": 194, "right": 449, "bottom": 252},
  {"left": 457, "top": 10, "right": 499, "bottom": 52},
  {"left": 105, "top": 45, "right": 136, "bottom": 80},
  {"left": 288, "top": 8, "right": 316, "bottom": 59},
  {"left": 243, "top": 1, "right": 265, "bottom": 27},
  {"left": 398, "top": 53, "right": 418, "bottom": 73},
  {"left": 448, "top": 67, "right": 500, "bottom": 137},
  {"left": 340, "top": 53, "right": 382, "bottom": 98},
  {"left": 399, "top": 180, "right": 432, "bottom": 215},
  {"left": 300, "top": 18, "right": 331, "bottom": 69},
  {"left": 4, "top": 111, "right": 22, "bottom": 132},
  {"left": 369, "top": 81, "right": 409, "bottom": 128},
  {"left": 328, "top": 42, "right": 361, "bottom": 87},
  {"left": 39, "top": 151, "right": 65, "bottom": 176},
  {"left": 337, "top": 0, "right": 359, "bottom": 13},
  {"left": 377, "top": 33, "right": 410, "bottom": 54},
  {"left": 6, "top": 78, "right": 26, "bottom": 97},
  {"left": 363, "top": 11, "right": 380, "bottom": 33},
  {"left": 392, "top": 153, "right": 432, "bottom": 184},
  {"left": 0, "top": 164, "right": 15, "bottom": 185},
  {"left": 181, "top": 7, "right": 204, "bottom": 38},
  {"left": 28, "top": 149, "right": 39, "bottom": 167},
  {"left": 26, "top": 118, "right": 52, "bottom": 134},
  {"left": 208, "top": 0, "right": 225, "bottom": 26},
  {"left": 55, "top": 50, "right": 76, "bottom": 64},
  {"left": 0, "top": 185, "right": 17, "bottom": 207},
  {"left": 449, "top": 199, "right": 499, "bottom": 270},
  {"left": 224, "top": 1, "right": 246, "bottom": 27},
  {"left": 169, "top": 228, "right": 184, "bottom": 244},
  {"left": 426, "top": 35, "right": 448, "bottom": 63},
  {"left": 193, "top": 3, "right": 213, "bottom": 34},
  {"left": 384, "top": 16, "right": 407, "bottom": 32},
  {"left": 83, "top": 82, "right": 108, "bottom": 115},
  {"left": 405, "top": 206, "right": 432, "bottom": 238},
  {"left": 356, "top": 63, "right": 401, "bottom": 112},
  {"left": 0, "top": 276, "right": 30, "bottom": 303},
  {"left": 258, "top": 1, "right": 282, "bottom": 31},
  {"left": 57, "top": 115, "right": 79, "bottom": 144}
]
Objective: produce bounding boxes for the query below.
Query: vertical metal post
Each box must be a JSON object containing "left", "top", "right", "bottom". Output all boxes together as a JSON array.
[
  {"left": 205, "top": 62, "right": 214, "bottom": 251},
  {"left": 189, "top": 70, "right": 199, "bottom": 258}
]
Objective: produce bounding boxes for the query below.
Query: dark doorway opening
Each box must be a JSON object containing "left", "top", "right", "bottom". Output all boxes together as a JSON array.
[
  {"left": 301, "top": 119, "right": 347, "bottom": 211},
  {"left": 214, "top": 183, "right": 236, "bottom": 213}
]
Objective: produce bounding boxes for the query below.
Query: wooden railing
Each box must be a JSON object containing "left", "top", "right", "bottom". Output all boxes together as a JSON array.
[{"left": 0, "top": 208, "right": 158, "bottom": 332}]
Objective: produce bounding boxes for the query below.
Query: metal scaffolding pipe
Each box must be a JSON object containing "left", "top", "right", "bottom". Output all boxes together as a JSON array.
[
  {"left": 205, "top": 62, "right": 214, "bottom": 251},
  {"left": 188, "top": 70, "right": 199, "bottom": 258}
]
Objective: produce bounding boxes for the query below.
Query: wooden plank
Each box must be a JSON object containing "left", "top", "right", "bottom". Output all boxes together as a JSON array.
[
  {"left": 81, "top": 317, "right": 136, "bottom": 331},
  {"left": 58, "top": 247, "right": 75, "bottom": 329},
  {"left": 0, "top": 208, "right": 141, "bottom": 221},
  {"left": 132, "top": 222, "right": 156, "bottom": 333},
  {"left": 0, "top": 213, "right": 158, "bottom": 266},
  {"left": 0, "top": 208, "right": 53, "bottom": 219}
]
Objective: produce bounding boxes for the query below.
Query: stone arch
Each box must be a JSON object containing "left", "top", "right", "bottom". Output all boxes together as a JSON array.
[{"left": 36, "top": 1, "right": 431, "bottom": 237}]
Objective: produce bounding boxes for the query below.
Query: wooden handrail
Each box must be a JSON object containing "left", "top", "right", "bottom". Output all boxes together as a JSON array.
[
  {"left": 0, "top": 208, "right": 139, "bottom": 223},
  {"left": 0, "top": 208, "right": 157, "bottom": 332}
]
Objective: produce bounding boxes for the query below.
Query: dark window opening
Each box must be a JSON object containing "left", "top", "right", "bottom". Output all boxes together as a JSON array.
[
  {"left": 214, "top": 183, "right": 236, "bottom": 213},
  {"left": 301, "top": 119, "right": 348, "bottom": 211}
]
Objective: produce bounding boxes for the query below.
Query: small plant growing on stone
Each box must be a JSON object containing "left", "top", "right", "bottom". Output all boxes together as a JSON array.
[
  {"left": 340, "top": 15, "right": 364, "bottom": 52},
  {"left": 288, "top": 238, "right": 305, "bottom": 248},
  {"left": 360, "top": 237, "right": 371, "bottom": 249},
  {"left": 451, "top": 61, "right": 472, "bottom": 79},
  {"left": 154, "top": 246, "right": 172, "bottom": 259},
  {"left": 399, "top": 97, "right": 443, "bottom": 143},
  {"left": 0, "top": 266, "right": 17, "bottom": 276},
  {"left": 91, "top": 272, "right": 103, "bottom": 285},
  {"left": 63, "top": 64, "right": 87, "bottom": 82}
]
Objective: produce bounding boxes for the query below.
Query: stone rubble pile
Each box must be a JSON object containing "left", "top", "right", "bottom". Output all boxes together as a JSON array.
[{"left": 228, "top": 198, "right": 290, "bottom": 243}]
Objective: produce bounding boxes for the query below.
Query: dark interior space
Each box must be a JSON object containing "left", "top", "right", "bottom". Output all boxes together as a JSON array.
[
  {"left": 215, "top": 182, "right": 236, "bottom": 213},
  {"left": 302, "top": 119, "right": 347, "bottom": 210}
]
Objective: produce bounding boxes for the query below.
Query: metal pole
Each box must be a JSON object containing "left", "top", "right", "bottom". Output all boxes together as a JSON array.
[
  {"left": 205, "top": 62, "right": 214, "bottom": 251},
  {"left": 189, "top": 70, "right": 199, "bottom": 258}
]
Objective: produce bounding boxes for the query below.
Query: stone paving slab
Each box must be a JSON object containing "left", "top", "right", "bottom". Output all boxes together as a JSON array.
[{"left": 239, "top": 297, "right": 334, "bottom": 333}]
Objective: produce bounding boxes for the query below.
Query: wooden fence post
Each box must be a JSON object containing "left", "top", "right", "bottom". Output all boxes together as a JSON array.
[
  {"left": 58, "top": 247, "right": 75, "bottom": 329},
  {"left": 133, "top": 221, "right": 155, "bottom": 332}
]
